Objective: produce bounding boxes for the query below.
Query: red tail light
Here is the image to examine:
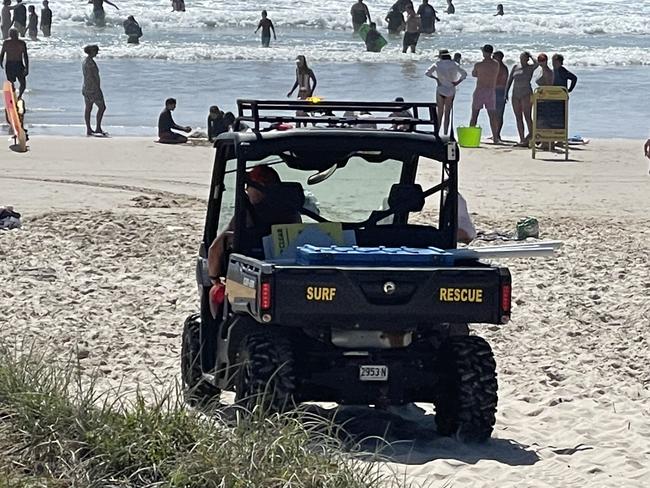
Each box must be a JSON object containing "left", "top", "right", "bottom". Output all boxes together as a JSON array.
[
  {"left": 260, "top": 282, "right": 272, "bottom": 310},
  {"left": 500, "top": 283, "right": 511, "bottom": 314}
]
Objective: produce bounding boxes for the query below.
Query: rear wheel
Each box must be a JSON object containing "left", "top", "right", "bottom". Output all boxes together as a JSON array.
[
  {"left": 235, "top": 333, "right": 296, "bottom": 413},
  {"left": 434, "top": 335, "right": 498, "bottom": 442},
  {"left": 181, "top": 313, "right": 220, "bottom": 407}
]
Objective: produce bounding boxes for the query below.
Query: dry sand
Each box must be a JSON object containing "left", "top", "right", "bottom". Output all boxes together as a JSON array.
[{"left": 1, "top": 137, "right": 649, "bottom": 487}]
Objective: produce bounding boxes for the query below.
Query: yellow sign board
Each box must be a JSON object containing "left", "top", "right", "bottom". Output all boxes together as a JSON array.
[{"left": 531, "top": 87, "right": 569, "bottom": 160}]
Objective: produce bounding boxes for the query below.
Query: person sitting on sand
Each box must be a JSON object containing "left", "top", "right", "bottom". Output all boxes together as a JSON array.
[
  {"left": 255, "top": 10, "right": 276, "bottom": 47},
  {"left": 385, "top": 3, "right": 404, "bottom": 35},
  {"left": 505, "top": 51, "right": 538, "bottom": 146},
  {"left": 552, "top": 54, "right": 578, "bottom": 93},
  {"left": 122, "top": 15, "right": 142, "bottom": 44},
  {"left": 88, "top": 0, "right": 118, "bottom": 27},
  {"left": 82, "top": 44, "right": 107, "bottom": 136},
  {"left": 470, "top": 44, "right": 499, "bottom": 143},
  {"left": 390, "top": 96, "right": 413, "bottom": 131},
  {"left": 402, "top": 4, "right": 421, "bottom": 53},
  {"left": 158, "top": 98, "right": 191, "bottom": 144},
  {"left": 1, "top": 28, "right": 29, "bottom": 99},
  {"left": 40, "top": 0, "right": 51, "bottom": 37},
  {"left": 495, "top": 3, "right": 504, "bottom": 16},
  {"left": 364, "top": 22, "right": 383, "bottom": 52},
  {"left": 350, "top": 0, "right": 371, "bottom": 32},
  {"left": 425, "top": 49, "right": 467, "bottom": 135},
  {"left": 535, "top": 53, "right": 554, "bottom": 86},
  {"left": 207, "top": 166, "right": 301, "bottom": 315},
  {"left": 207, "top": 105, "right": 226, "bottom": 142},
  {"left": 223, "top": 111, "right": 250, "bottom": 132},
  {"left": 417, "top": 0, "right": 440, "bottom": 34},
  {"left": 446, "top": 0, "right": 455, "bottom": 14}
]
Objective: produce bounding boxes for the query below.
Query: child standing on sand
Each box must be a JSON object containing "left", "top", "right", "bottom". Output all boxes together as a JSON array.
[{"left": 27, "top": 5, "right": 38, "bottom": 40}]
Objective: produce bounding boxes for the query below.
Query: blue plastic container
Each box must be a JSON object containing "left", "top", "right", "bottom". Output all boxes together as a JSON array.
[{"left": 296, "top": 245, "right": 454, "bottom": 267}]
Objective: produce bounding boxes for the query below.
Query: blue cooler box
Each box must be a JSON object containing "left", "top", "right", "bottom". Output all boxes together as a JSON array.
[{"left": 296, "top": 245, "right": 454, "bottom": 267}]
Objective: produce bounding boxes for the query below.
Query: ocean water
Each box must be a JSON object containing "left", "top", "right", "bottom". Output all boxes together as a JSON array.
[{"left": 7, "top": 0, "right": 650, "bottom": 137}]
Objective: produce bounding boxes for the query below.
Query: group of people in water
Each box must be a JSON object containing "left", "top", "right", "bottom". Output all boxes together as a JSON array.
[{"left": 1, "top": 0, "right": 51, "bottom": 41}]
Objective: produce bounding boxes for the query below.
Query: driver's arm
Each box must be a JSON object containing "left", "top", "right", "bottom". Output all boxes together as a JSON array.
[{"left": 207, "top": 217, "right": 234, "bottom": 282}]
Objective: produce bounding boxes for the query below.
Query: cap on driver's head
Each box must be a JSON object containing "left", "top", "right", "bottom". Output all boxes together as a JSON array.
[
  {"left": 482, "top": 44, "right": 494, "bottom": 54},
  {"left": 247, "top": 165, "right": 280, "bottom": 187}
]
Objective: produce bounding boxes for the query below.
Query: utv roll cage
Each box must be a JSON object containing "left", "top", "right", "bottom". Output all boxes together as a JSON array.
[{"left": 203, "top": 99, "right": 460, "bottom": 262}]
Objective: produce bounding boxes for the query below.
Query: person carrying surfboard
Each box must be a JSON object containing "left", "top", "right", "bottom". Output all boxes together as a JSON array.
[
  {"left": 364, "top": 22, "right": 383, "bottom": 53},
  {"left": 0, "top": 28, "right": 29, "bottom": 99}
]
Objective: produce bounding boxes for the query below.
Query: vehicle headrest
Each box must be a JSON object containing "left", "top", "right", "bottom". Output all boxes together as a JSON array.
[
  {"left": 387, "top": 184, "right": 425, "bottom": 213},
  {"left": 262, "top": 182, "right": 306, "bottom": 213}
]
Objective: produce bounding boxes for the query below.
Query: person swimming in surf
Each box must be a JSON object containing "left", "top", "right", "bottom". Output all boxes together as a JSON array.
[
  {"left": 171, "top": 0, "right": 185, "bottom": 12},
  {"left": 40, "top": 0, "right": 52, "bottom": 37},
  {"left": 417, "top": 0, "right": 440, "bottom": 34},
  {"left": 495, "top": 4, "right": 504, "bottom": 16},
  {"left": 255, "top": 10, "right": 276, "bottom": 47},
  {"left": 446, "top": 0, "right": 455, "bottom": 15},
  {"left": 88, "top": 0, "right": 118, "bottom": 27},
  {"left": 12, "top": 0, "right": 26, "bottom": 37},
  {"left": 26, "top": 4, "right": 37, "bottom": 40},
  {"left": 287, "top": 55, "right": 317, "bottom": 100},
  {"left": 350, "top": 0, "right": 371, "bottom": 32},
  {"left": 385, "top": 3, "right": 404, "bottom": 35},
  {"left": 122, "top": 15, "right": 142, "bottom": 44}
]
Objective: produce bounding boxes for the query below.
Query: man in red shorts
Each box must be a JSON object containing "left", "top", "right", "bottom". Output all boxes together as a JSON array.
[{"left": 469, "top": 44, "right": 499, "bottom": 142}]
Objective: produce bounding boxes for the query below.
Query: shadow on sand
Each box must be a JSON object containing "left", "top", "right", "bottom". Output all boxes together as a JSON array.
[{"left": 305, "top": 403, "right": 541, "bottom": 467}]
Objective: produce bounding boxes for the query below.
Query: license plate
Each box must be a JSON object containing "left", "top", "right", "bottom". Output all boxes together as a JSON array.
[{"left": 359, "top": 365, "right": 388, "bottom": 381}]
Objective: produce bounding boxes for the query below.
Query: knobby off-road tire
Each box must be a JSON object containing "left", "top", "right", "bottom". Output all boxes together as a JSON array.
[
  {"left": 434, "top": 335, "right": 498, "bottom": 442},
  {"left": 181, "top": 313, "right": 221, "bottom": 407},
  {"left": 235, "top": 333, "right": 296, "bottom": 413}
]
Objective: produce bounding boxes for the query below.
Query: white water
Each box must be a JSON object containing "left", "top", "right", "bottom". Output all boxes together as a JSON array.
[{"left": 4, "top": 0, "right": 650, "bottom": 137}]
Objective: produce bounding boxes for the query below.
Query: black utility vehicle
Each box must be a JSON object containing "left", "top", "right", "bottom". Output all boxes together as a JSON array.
[{"left": 182, "top": 100, "right": 512, "bottom": 442}]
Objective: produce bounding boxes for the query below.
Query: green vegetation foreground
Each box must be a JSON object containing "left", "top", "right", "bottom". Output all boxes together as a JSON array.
[{"left": 0, "top": 345, "right": 391, "bottom": 487}]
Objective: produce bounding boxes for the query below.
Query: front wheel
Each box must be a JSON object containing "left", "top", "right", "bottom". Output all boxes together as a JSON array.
[
  {"left": 181, "top": 313, "right": 220, "bottom": 407},
  {"left": 433, "top": 335, "right": 498, "bottom": 442}
]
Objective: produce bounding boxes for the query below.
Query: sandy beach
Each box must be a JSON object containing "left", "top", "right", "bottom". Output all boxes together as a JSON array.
[{"left": 1, "top": 137, "right": 649, "bottom": 486}]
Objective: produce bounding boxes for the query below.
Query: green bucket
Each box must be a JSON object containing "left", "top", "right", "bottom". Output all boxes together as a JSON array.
[{"left": 457, "top": 126, "right": 482, "bottom": 148}]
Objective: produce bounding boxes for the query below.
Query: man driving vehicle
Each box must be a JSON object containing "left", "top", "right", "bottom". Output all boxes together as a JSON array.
[{"left": 207, "top": 165, "right": 302, "bottom": 314}]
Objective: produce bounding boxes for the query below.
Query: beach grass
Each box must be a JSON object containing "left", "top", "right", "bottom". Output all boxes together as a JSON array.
[{"left": 0, "top": 344, "right": 393, "bottom": 488}]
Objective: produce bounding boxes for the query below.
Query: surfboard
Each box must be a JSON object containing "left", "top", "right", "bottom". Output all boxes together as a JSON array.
[
  {"left": 3, "top": 81, "right": 27, "bottom": 152},
  {"left": 358, "top": 24, "right": 388, "bottom": 52}
]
